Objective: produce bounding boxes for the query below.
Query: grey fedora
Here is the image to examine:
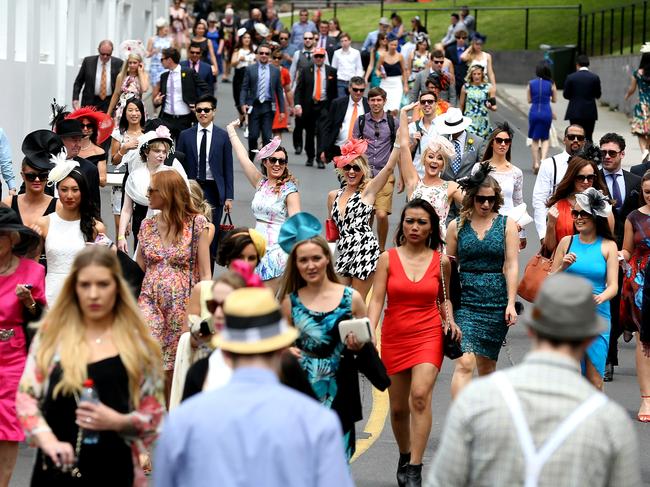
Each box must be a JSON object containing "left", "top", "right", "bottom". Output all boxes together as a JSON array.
[{"left": 521, "top": 273, "right": 608, "bottom": 340}]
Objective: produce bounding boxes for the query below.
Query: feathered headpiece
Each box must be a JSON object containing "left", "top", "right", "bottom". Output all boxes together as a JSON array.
[
  {"left": 46, "top": 148, "right": 78, "bottom": 186},
  {"left": 574, "top": 142, "right": 602, "bottom": 166},
  {"left": 49, "top": 98, "right": 68, "bottom": 130},
  {"left": 333, "top": 139, "right": 368, "bottom": 168},
  {"left": 575, "top": 187, "right": 612, "bottom": 218},
  {"left": 457, "top": 160, "right": 493, "bottom": 191}
]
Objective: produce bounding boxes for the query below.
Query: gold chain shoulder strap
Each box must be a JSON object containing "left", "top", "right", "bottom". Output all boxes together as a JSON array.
[{"left": 439, "top": 252, "right": 451, "bottom": 328}]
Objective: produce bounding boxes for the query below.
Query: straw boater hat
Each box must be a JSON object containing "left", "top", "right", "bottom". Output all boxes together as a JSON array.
[
  {"left": 212, "top": 287, "right": 298, "bottom": 354},
  {"left": 433, "top": 107, "right": 472, "bottom": 135}
]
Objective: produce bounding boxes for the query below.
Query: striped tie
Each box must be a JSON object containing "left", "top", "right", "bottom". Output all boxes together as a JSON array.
[{"left": 258, "top": 65, "right": 268, "bottom": 103}]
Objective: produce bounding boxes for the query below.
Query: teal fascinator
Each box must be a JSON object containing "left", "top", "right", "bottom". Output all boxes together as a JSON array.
[{"left": 278, "top": 212, "right": 322, "bottom": 254}]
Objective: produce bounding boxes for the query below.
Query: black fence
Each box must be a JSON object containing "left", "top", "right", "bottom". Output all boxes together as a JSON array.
[
  {"left": 579, "top": 1, "right": 649, "bottom": 56},
  {"left": 284, "top": 0, "right": 377, "bottom": 25}
]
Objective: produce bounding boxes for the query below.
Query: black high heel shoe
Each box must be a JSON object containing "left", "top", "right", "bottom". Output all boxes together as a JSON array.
[
  {"left": 396, "top": 452, "right": 410, "bottom": 487},
  {"left": 405, "top": 464, "right": 422, "bottom": 487}
]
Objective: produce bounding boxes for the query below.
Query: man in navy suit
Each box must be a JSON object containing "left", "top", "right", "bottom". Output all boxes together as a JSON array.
[
  {"left": 564, "top": 54, "right": 602, "bottom": 142},
  {"left": 181, "top": 42, "right": 216, "bottom": 95},
  {"left": 240, "top": 43, "right": 285, "bottom": 159},
  {"left": 176, "top": 94, "right": 233, "bottom": 261},
  {"left": 444, "top": 28, "right": 469, "bottom": 99}
]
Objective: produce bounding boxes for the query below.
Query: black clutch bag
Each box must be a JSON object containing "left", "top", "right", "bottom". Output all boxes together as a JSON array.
[{"left": 440, "top": 255, "right": 463, "bottom": 359}]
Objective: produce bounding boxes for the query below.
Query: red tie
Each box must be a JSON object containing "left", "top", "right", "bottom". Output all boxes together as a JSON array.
[{"left": 315, "top": 67, "right": 322, "bottom": 102}]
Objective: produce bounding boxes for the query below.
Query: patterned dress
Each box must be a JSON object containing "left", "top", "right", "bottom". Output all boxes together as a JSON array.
[
  {"left": 631, "top": 69, "right": 650, "bottom": 137},
  {"left": 149, "top": 35, "right": 173, "bottom": 85},
  {"left": 455, "top": 214, "right": 508, "bottom": 360},
  {"left": 332, "top": 190, "right": 380, "bottom": 280},
  {"left": 113, "top": 75, "right": 143, "bottom": 124},
  {"left": 251, "top": 179, "right": 298, "bottom": 280},
  {"left": 410, "top": 179, "right": 451, "bottom": 241},
  {"left": 463, "top": 82, "right": 492, "bottom": 139},
  {"left": 291, "top": 287, "right": 354, "bottom": 458},
  {"left": 138, "top": 215, "right": 207, "bottom": 370},
  {"left": 621, "top": 209, "right": 650, "bottom": 330}
]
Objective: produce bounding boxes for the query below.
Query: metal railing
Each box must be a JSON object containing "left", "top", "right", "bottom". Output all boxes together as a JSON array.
[
  {"left": 285, "top": 0, "right": 377, "bottom": 25},
  {"left": 579, "top": 1, "right": 649, "bottom": 56}
]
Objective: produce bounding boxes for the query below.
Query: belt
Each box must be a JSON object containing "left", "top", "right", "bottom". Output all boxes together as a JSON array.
[{"left": 0, "top": 329, "right": 16, "bottom": 341}]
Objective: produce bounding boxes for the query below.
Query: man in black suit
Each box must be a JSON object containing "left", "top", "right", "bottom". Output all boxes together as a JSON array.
[
  {"left": 599, "top": 132, "right": 642, "bottom": 381},
  {"left": 320, "top": 76, "right": 370, "bottom": 163},
  {"left": 564, "top": 55, "right": 602, "bottom": 142},
  {"left": 176, "top": 94, "right": 233, "bottom": 262},
  {"left": 630, "top": 154, "right": 650, "bottom": 177},
  {"left": 444, "top": 28, "right": 469, "bottom": 99},
  {"left": 181, "top": 42, "right": 216, "bottom": 95},
  {"left": 152, "top": 47, "right": 209, "bottom": 140},
  {"left": 240, "top": 43, "right": 285, "bottom": 160},
  {"left": 294, "top": 47, "right": 338, "bottom": 169},
  {"left": 315, "top": 20, "right": 339, "bottom": 60},
  {"left": 72, "top": 40, "right": 123, "bottom": 112}
]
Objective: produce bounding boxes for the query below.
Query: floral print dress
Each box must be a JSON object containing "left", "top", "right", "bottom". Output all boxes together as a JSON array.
[
  {"left": 464, "top": 82, "right": 492, "bottom": 139},
  {"left": 138, "top": 215, "right": 207, "bottom": 370},
  {"left": 410, "top": 179, "right": 451, "bottom": 241},
  {"left": 621, "top": 209, "right": 650, "bottom": 330},
  {"left": 631, "top": 70, "right": 650, "bottom": 137}
]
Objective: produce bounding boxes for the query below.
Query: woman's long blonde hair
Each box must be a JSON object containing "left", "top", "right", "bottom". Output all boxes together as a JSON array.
[
  {"left": 118, "top": 53, "right": 144, "bottom": 79},
  {"left": 36, "top": 246, "right": 162, "bottom": 405},
  {"left": 335, "top": 155, "right": 371, "bottom": 191},
  {"left": 152, "top": 170, "right": 199, "bottom": 243},
  {"left": 189, "top": 180, "right": 214, "bottom": 222}
]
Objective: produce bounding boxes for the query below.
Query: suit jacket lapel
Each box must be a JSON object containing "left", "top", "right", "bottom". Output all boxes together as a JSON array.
[
  {"left": 189, "top": 125, "right": 199, "bottom": 163},
  {"left": 208, "top": 125, "right": 218, "bottom": 163}
]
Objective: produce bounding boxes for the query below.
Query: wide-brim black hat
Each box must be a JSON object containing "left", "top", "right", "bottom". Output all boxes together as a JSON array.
[
  {"left": 0, "top": 207, "right": 42, "bottom": 257},
  {"left": 21, "top": 130, "right": 63, "bottom": 171},
  {"left": 55, "top": 119, "right": 84, "bottom": 137}
]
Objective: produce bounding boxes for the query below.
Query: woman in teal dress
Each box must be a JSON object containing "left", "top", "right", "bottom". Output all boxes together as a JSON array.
[
  {"left": 278, "top": 213, "right": 389, "bottom": 460},
  {"left": 446, "top": 162, "right": 520, "bottom": 398},
  {"left": 365, "top": 33, "right": 388, "bottom": 88},
  {"left": 551, "top": 188, "right": 619, "bottom": 390},
  {"left": 460, "top": 63, "right": 496, "bottom": 139},
  {"left": 624, "top": 52, "right": 650, "bottom": 160}
]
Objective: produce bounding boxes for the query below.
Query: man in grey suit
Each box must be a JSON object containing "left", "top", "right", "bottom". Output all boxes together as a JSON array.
[
  {"left": 409, "top": 49, "right": 457, "bottom": 106},
  {"left": 435, "top": 107, "right": 484, "bottom": 221},
  {"left": 72, "top": 40, "right": 123, "bottom": 112},
  {"left": 240, "top": 43, "right": 285, "bottom": 159}
]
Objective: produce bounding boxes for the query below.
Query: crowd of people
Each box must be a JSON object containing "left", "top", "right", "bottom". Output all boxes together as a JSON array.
[{"left": 1, "top": 1, "right": 650, "bottom": 487}]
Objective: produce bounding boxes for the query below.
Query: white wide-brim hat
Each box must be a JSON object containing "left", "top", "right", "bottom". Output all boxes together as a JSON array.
[{"left": 434, "top": 107, "right": 473, "bottom": 135}]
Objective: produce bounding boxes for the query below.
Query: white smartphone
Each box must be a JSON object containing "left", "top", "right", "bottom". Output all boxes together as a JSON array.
[{"left": 338, "top": 317, "right": 373, "bottom": 344}]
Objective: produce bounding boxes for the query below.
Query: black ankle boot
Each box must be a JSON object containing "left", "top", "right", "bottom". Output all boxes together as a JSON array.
[
  {"left": 396, "top": 452, "right": 410, "bottom": 487},
  {"left": 405, "top": 464, "right": 423, "bottom": 487}
]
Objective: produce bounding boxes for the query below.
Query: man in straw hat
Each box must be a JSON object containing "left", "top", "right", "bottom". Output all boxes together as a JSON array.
[
  {"left": 154, "top": 287, "right": 353, "bottom": 487},
  {"left": 426, "top": 274, "right": 641, "bottom": 487}
]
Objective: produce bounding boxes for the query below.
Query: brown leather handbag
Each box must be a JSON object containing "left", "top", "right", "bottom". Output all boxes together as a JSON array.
[{"left": 517, "top": 237, "right": 572, "bottom": 302}]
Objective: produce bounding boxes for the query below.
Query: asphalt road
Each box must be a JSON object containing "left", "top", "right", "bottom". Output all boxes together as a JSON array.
[{"left": 9, "top": 82, "right": 649, "bottom": 486}]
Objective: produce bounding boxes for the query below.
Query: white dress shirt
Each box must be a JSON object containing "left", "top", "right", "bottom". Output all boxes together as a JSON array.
[
  {"left": 94, "top": 59, "right": 113, "bottom": 96},
  {"left": 331, "top": 47, "right": 363, "bottom": 82},
  {"left": 164, "top": 65, "right": 191, "bottom": 115},
  {"left": 196, "top": 123, "right": 214, "bottom": 180},
  {"left": 336, "top": 97, "right": 366, "bottom": 146},
  {"left": 532, "top": 150, "right": 570, "bottom": 239}
]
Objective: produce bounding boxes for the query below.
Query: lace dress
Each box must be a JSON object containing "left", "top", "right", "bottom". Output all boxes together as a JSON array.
[
  {"left": 410, "top": 179, "right": 451, "bottom": 241},
  {"left": 454, "top": 214, "right": 508, "bottom": 360}
]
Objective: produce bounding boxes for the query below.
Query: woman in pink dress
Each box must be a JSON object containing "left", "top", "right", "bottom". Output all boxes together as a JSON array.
[{"left": 0, "top": 207, "right": 46, "bottom": 486}]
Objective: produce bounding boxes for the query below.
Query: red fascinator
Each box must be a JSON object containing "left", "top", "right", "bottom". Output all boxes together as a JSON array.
[
  {"left": 333, "top": 138, "right": 368, "bottom": 168},
  {"left": 66, "top": 107, "right": 114, "bottom": 144}
]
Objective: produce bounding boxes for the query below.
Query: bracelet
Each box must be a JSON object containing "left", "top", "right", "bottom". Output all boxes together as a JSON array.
[
  {"left": 393, "top": 142, "right": 401, "bottom": 149},
  {"left": 117, "top": 235, "right": 126, "bottom": 241}
]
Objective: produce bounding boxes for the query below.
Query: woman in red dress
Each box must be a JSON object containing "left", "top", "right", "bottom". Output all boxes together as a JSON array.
[
  {"left": 368, "top": 198, "right": 461, "bottom": 487},
  {"left": 271, "top": 49, "right": 293, "bottom": 136}
]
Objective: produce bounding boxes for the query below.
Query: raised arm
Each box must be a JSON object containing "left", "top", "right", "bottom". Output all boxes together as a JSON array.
[
  {"left": 225, "top": 120, "right": 263, "bottom": 187},
  {"left": 398, "top": 103, "right": 420, "bottom": 195},
  {"left": 360, "top": 146, "right": 399, "bottom": 204}
]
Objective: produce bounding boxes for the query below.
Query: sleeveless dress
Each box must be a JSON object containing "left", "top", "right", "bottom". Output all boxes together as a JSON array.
[
  {"left": 272, "top": 67, "right": 291, "bottom": 131},
  {"left": 410, "top": 180, "right": 450, "bottom": 241},
  {"left": 463, "top": 82, "right": 492, "bottom": 138},
  {"left": 455, "top": 215, "right": 508, "bottom": 360},
  {"left": 631, "top": 70, "right": 650, "bottom": 137},
  {"left": 332, "top": 190, "right": 380, "bottom": 280},
  {"left": 369, "top": 51, "right": 382, "bottom": 88},
  {"left": 553, "top": 199, "right": 575, "bottom": 245},
  {"left": 485, "top": 165, "right": 526, "bottom": 239},
  {"left": 381, "top": 249, "right": 443, "bottom": 375},
  {"left": 621, "top": 209, "right": 650, "bottom": 331},
  {"left": 528, "top": 77, "right": 553, "bottom": 140},
  {"left": 138, "top": 215, "right": 208, "bottom": 370},
  {"left": 149, "top": 36, "right": 172, "bottom": 85},
  {"left": 251, "top": 179, "right": 298, "bottom": 280},
  {"left": 291, "top": 286, "right": 354, "bottom": 457},
  {"left": 44, "top": 212, "right": 86, "bottom": 306},
  {"left": 409, "top": 51, "right": 429, "bottom": 83},
  {"left": 565, "top": 236, "right": 611, "bottom": 377},
  {"left": 380, "top": 60, "right": 404, "bottom": 112},
  {"left": 30, "top": 357, "right": 133, "bottom": 486},
  {"left": 233, "top": 48, "right": 255, "bottom": 110}
]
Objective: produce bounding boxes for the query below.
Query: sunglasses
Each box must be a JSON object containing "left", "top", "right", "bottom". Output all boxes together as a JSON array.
[
  {"left": 272, "top": 57, "right": 282, "bottom": 60},
  {"left": 264, "top": 156, "right": 287, "bottom": 165},
  {"left": 23, "top": 172, "right": 49, "bottom": 182},
  {"left": 494, "top": 137, "right": 512, "bottom": 145},
  {"left": 258, "top": 51, "right": 271, "bottom": 56},
  {"left": 303, "top": 37, "right": 314, "bottom": 40},
  {"left": 601, "top": 149, "right": 620, "bottom": 158},
  {"left": 342, "top": 164, "right": 362, "bottom": 172},
  {"left": 432, "top": 60, "right": 444, "bottom": 64},
  {"left": 420, "top": 98, "right": 436, "bottom": 105},
  {"left": 80, "top": 123, "right": 93, "bottom": 129},
  {"left": 475, "top": 195, "right": 497, "bottom": 204},
  {"left": 455, "top": 35, "right": 467, "bottom": 40},
  {"left": 350, "top": 87, "right": 365, "bottom": 93},
  {"left": 571, "top": 209, "right": 592, "bottom": 219},
  {"left": 566, "top": 134, "right": 585, "bottom": 142},
  {"left": 404, "top": 218, "right": 430, "bottom": 225},
  {"left": 313, "top": 54, "right": 325, "bottom": 58},
  {"left": 280, "top": 37, "right": 289, "bottom": 41},
  {"left": 574, "top": 174, "right": 596, "bottom": 183},
  {"left": 206, "top": 299, "right": 225, "bottom": 314},
  {"left": 189, "top": 51, "right": 202, "bottom": 56},
  {"left": 195, "top": 107, "right": 214, "bottom": 113}
]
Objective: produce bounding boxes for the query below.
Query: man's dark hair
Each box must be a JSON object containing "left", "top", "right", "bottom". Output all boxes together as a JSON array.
[
  {"left": 196, "top": 94, "right": 217, "bottom": 108},
  {"left": 349, "top": 76, "right": 366, "bottom": 87},
  {"left": 367, "top": 87, "right": 387, "bottom": 100},
  {"left": 256, "top": 42, "right": 272, "bottom": 53},
  {"left": 576, "top": 54, "right": 590, "bottom": 67},
  {"left": 299, "top": 8, "right": 309, "bottom": 15},
  {"left": 189, "top": 42, "right": 203, "bottom": 52},
  {"left": 451, "top": 13, "right": 460, "bottom": 20},
  {"left": 162, "top": 47, "right": 180, "bottom": 64},
  {"left": 564, "top": 124, "right": 585, "bottom": 137},
  {"left": 431, "top": 49, "right": 445, "bottom": 59},
  {"left": 599, "top": 132, "right": 626, "bottom": 151}
]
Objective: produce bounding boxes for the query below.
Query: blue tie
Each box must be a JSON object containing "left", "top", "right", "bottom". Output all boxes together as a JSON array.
[
  {"left": 610, "top": 173, "right": 622, "bottom": 210},
  {"left": 452, "top": 139, "right": 462, "bottom": 174},
  {"left": 258, "top": 65, "right": 268, "bottom": 103}
]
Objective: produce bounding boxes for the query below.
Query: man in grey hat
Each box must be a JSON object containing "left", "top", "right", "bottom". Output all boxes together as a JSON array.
[
  {"left": 361, "top": 17, "right": 391, "bottom": 53},
  {"left": 426, "top": 274, "right": 641, "bottom": 487}
]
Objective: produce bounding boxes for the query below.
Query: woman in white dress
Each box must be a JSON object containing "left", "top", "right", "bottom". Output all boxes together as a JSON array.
[
  {"left": 35, "top": 166, "right": 106, "bottom": 305},
  {"left": 377, "top": 33, "right": 408, "bottom": 115}
]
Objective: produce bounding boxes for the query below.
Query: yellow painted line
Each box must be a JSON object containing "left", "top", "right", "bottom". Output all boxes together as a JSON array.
[{"left": 350, "top": 287, "right": 390, "bottom": 463}]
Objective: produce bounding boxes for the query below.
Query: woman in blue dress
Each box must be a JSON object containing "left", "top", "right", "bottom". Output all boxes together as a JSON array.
[
  {"left": 278, "top": 213, "right": 389, "bottom": 460},
  {"left": 446, "top": 162, "right": 520, "bottom": 398},
  {"left": 551, "top": 187, "right": 619, "bottom": 390},
  {"left": 527, "top": 61, "right": 557, "bottom": 174}
]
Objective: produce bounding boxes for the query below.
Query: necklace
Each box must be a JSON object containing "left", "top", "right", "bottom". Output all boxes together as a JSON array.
[
  {"left": 0, "top": 256, "right": 16, "bottom": 275},
  {"left": 80, "top": 140, "right": 92, "bottom": 151},
  {"left": 88, "top": 328, "right": 110, "bottom": 345}
]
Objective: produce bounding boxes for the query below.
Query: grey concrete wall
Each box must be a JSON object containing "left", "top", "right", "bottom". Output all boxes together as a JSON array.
[
  {"left": 590, "top": 54, "right": 641, "bottom": 116},
  {"left": 492, "top": 51, "right": 544, "bottom": 86}
]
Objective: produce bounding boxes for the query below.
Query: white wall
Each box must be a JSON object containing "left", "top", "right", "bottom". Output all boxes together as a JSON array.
[{"left": 0, "top": 0, "right": 169, "bottom": 190}]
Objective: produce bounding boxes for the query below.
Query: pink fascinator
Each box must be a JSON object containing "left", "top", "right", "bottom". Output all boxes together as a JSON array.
[
  {"left": 230, "top": 260, "right": 265, "bottom": 288},
  {"left": 255, "top": 136, "right": 282, "bottom": 161},
  {"left": 333, "top": 139, "right": 368, "bottom": 168}
]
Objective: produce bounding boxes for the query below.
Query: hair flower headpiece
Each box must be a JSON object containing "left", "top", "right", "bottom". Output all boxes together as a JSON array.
[
  {"left": 230, "top": 260, "right": 265, "bottom": 288},
  {"left": 47, "top": 148, "right": 79, "bottom": 186},
  {"left": 575, "top": 187, "right": 612, "bottom": 218},
  {"left": 457, "top": 160, "right": 493, "bottom": 191},
  {"left": 333, "top": 138, "right": 368, "bottom": 168}
]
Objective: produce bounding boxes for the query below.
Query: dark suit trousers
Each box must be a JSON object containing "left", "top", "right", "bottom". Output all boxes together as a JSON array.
[
  {"left": 197, "top": 179, "right": 222, "bottom": 264},
  {"left": 293, "top": 114, "right": 305, "bottom": 152},
  {"left": 160, "top": 113, "right": 195, "bottom": 142},
  {"left": 607, "top": 269, "right": 625, "bottom": 366},
  {"left": 570, "top": 118, "right": 596, "bottom": 142},
  {"left": 87, "top": 95, "right": 111, "bottom": 113},
  {"left": 248, "top": 101, "right": 273, "bottom": 160},
  {"left": 301, "top": 101, "right": 329, "bottom": 160}
]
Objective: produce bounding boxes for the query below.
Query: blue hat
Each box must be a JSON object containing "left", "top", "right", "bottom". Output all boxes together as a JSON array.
[{"left": 278, "top": 212, "right": 322, "bottom": 254}]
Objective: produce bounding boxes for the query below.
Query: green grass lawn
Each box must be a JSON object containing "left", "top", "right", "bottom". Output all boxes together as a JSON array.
[{"left": 320, "top": 0, "right": 647, "bottom": 52}]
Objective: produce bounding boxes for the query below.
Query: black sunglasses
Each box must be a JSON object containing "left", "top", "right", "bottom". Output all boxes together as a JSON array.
[
  {"left": 574, "top": 174, "right": 596, "bottom": 183},
  {"left": 494, "top": 137, "right": 512, "bottom": 145},
  {"left": 313, "top": 54, "right": 325, "bottom": 58},
  {"left": 350, "top": 87, "right": 365, "bottom": 93},
  {"left": 475, "top": 195, "right": 497, "bottom": 204},
  {"left": 23, "top": 172, "right": 49, "bottom": 182},
  {"left": 566, "top": 134, "right": 585, "bottom": 142},
  {"left": 420, "top": 98, "right": 436, "bottom": 105},
  {"left": 571, "top": 209, "right": 592, "bottom": 219},
  {"left": 264, "top": 156, "right": 287, "bottom": 165},
  {"left": 455, "top": 35, "right": 467, "bottom": 39},
  {"left": 272, "top": 56, "right": 282, "bottom": 60},
  {"left": 206, "top": 299, "right": 224, "bottom": 314},
  {"left": 258, "top": 51, "right": 271, "bottom": 56},
  {"left": 601, "top": 149, "right": 620, "bottom": 158},
  {"left": 342, "top": 164, "right": 362, "bottom": 172},
  {"left": 195, "top": 107, "right": 214, "bottom": 113},
  {"left": 80, "top": 123, "right": 93, "bottom": 129},
  {"left": 432, "top": 60, "right": 444, "bottom": 64}
]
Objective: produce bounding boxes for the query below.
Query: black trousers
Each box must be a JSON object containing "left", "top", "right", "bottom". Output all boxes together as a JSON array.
[
  {"left": 293, "top": 113, "right": 305, "bottom": 151},
  {"left": 300, "top": 101, "right": 329, "bottom": 161},
  {"left": 86, "top": 95, "right": 111, "bottom": 113},
  {"left": 248, "top": 101, "right": 273, "bottom": 160},
  {"left": 606, "top": 268, "right": 625, "bottom": 366},
  {"left": 569, "top": 117, "right": 596, "bottom": 142},
  {"left": 196, "top": 179, "right": 223, "bottom": 266},
  {"left": 160, "top": 112, "right": 195, "bottom": 141}
]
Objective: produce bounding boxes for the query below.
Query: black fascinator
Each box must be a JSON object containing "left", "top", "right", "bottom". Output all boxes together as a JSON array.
[
  {"left": 574, "top": 142, "right": 602, "bottom": 166},
  {"left": 49, "top": 98, "right": 68, "bottom": 130},
  {"left": 457, "top": 160, "right": 493, "bottom": 191}
]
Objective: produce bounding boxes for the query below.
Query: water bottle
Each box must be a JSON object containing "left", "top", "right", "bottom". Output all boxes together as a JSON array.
[{"left": 80, "top": 379, "right": 100, "bottom": 445}]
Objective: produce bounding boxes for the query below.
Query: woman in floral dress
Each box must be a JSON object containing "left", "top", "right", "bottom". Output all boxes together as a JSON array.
[
  {"left": 625, "top": 52, "right": 650, "bottom": 159},
  {"left": 136, "top": 171, "right": 211, "bottom": 404},
  {"left": 460, "top": 63, "right": 496, "bottom": 139},
  {"left": 147, "top": 19, "right": 174, "bottom": 86}
]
